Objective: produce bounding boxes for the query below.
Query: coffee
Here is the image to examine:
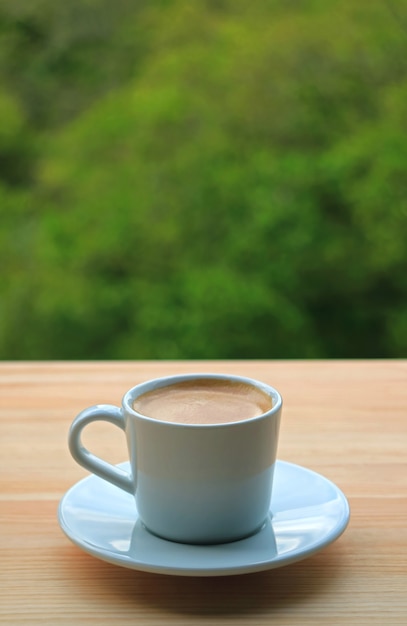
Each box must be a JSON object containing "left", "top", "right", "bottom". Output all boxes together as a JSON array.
[{"left": 132, "top": 378, "right": 272, "bottom": 425}]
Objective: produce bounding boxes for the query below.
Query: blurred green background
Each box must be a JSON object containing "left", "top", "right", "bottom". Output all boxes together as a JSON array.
[{"left": 1, "top": 0, "right": 406, "bottom": 360}]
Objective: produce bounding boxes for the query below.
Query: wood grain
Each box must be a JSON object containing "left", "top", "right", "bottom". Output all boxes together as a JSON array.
[{"left": 1, "top": 360, "right": 406, "bottom": 625}]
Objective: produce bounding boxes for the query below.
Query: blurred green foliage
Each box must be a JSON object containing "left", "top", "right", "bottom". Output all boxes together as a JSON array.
[{"left": 1, "top": 0, "right": 407, "bottom": 359}]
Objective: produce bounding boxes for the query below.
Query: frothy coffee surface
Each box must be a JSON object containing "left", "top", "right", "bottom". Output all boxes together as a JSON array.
[{"left": 133, "top": 379, "right": 272, "bottom": 425}]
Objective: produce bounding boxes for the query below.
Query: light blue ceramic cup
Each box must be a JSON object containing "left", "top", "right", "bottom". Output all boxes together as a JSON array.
[{"left": 68, "top": 373, "right": 282, "bottom": 545}]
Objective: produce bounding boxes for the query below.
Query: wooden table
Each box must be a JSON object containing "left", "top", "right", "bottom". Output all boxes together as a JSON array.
[{"left": 1, "top": 360, "right": 406, "bottom": 625}]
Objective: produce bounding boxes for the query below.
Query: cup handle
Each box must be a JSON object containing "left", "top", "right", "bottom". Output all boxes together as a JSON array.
[{"left": 68, "top": 404, "right": 134, "bottom": 495}]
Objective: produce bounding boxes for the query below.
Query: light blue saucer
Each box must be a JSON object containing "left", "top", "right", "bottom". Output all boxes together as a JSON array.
[{"left": 58, "top": 460, "right": 349, "bottom": 577}]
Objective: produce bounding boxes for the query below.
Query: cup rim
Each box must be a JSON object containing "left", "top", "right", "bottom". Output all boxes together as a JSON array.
[{"left": 123, "top": 373, "right": 282, "bottom": 428}]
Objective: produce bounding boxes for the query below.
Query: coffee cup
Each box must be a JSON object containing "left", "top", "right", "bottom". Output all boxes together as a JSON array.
[{"left": 68, "top": 373, "right": 283, "bottom": 545}]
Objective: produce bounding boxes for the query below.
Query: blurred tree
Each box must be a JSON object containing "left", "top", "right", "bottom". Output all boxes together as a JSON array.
[{"left": 1, "top": 0, "right": 407, "bottom": 358}]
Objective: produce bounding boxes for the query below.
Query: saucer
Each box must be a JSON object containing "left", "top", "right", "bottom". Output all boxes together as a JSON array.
[{"left": 58, "top": 460, "right": 349, "bottom": 577}]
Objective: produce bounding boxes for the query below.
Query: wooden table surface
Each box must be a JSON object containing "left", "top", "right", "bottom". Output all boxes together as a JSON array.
[{"left": 1, "top": 360, "right": 406, "bottom": 625}]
